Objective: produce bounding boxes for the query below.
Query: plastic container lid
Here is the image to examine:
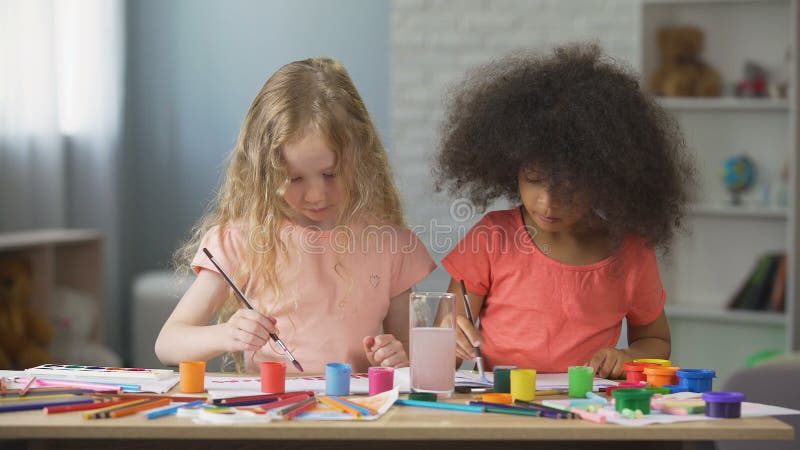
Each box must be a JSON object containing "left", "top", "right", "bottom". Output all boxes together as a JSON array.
[
  {"left": 677, "top": 369, "right": 716, "bottom": 379},
  {"left": 702, "top": 391, "right": 745, "bottom": 403},
  {"left": 643, "top": 366, "right": 680, "bottom": 376},
  {"left": 612, "top": 388, "right": 654, "bottom": 400},
  {"left": 634, "top": 358, "right": 671, "bottom": 366},
  {"left": 623, "top": 362, "right": 658, "bottom": 372},
  {"left": 409, "top": 392, "right": 437, "bottom": 401}
]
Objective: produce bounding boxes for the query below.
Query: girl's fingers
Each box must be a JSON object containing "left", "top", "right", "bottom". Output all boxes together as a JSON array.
[{"left": 456, "top": 316, "right": 482, "bottom": 346}]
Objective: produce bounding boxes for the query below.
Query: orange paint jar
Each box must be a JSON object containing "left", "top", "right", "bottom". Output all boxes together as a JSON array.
[
  {"left": 643, "top": 366, "right": 681, "bottom": 387},
  {"left": 623, "top": 362, "right": 659, "bottom": 384}
]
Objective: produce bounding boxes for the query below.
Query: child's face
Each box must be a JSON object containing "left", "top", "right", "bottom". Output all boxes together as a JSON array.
[
  {"left": 518, "top": 169, "right": 589, "bottom": 233},
  {"left": 281, "top": 130, "right": 344, "bottom": 229}
]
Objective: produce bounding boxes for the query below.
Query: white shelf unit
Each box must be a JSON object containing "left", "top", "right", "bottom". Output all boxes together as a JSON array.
[
  {"left": 639, "top": 0, "right": 799, "bottom": 385},
  {"left": 0, "top": 229, "right": 105, "bottom": 345}
]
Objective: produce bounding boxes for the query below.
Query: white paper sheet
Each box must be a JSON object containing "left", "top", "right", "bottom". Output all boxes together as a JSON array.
[{"left": 0, "top": 369, "right": 179, "bottom": 394}]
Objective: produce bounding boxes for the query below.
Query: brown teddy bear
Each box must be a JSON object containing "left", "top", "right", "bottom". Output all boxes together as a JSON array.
[
  {"left": 650, "top": 26, "right": 722, "bottom": 97},
  {"left": 0, "top": 258, "right": 53, "bottom": 369}
]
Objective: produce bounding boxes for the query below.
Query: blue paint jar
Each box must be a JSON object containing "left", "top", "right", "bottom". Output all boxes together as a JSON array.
[
  {"left": 702, "top": 391, "right": 745, "bottom": 418},
  {"left": 325, "top": 362, "right": 352, "bottom": 396},
  {"left": 677, "top": 369, "right": 716, "bottom": 393}
]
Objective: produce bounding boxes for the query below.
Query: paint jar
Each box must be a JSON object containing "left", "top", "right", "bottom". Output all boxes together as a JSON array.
[
  {"left": 643, "top": 366, "right": 681, "bottom": 387},
  {"left": 510, "top": 369, "right": 536, "bottom": 401},
  {"left": 368, "top": 367, "right": 394, "bottom": 396},
  {"left": 179, "top": 361, "right": 206, "bottom": 393},
  {"left": 604, "top": 382, "right": 642, "bottom": 399},
  {"left": 482, "top": 393, "right": 513, "bottom": 404},
  {"left": 676, "top": 369, "right": 715, "bottom": 393},
  {"left": 325, "top": 362, "right": 351, "bottom": 396},
  {"left": 568, "top": 366, "right": 594, "bottom": 398},
  {"left": 623, "top": 362, "right": 658, "bottom": 384},
  {"left": 662, "top": 384, "right": 690, "bottom": 394},
  {"left": 408, "top": 392, "right": 436, "bottom": 401},
  {"left": 702, "top": 391, "right": 745, "bottom": 418},
  {"left": 260, "top": 361, "right": 286, "bottom": 393},
  {"left": 612, "top": 388, "right": 654, "bottom": 415},
  {"left": 492, "top": 365, "right": 516, "bottom": 393},
  {"left": 634, "top": 358, "right": 671, "bottom": 367}
]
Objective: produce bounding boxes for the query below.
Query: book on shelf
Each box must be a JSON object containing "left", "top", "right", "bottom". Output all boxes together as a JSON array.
[{"left": 728, "top": 253, "right": 786, "bottom": 312}]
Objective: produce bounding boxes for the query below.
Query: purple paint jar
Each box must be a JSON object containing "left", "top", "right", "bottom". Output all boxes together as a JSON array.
[{"left": 702, "top": 391, "right": 745, "bottom": 418}]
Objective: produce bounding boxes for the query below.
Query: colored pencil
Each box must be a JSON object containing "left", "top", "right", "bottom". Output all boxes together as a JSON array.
[
  {"left": 0, "top": 377, "right": 6, "bottom": 394},
  {"left": 0, "top": 393, "right": 77, "bottom": 403},
  {"left": 468, "top": 401, "right": 561, "bottom": 419},
  {"left": 146, "top": 400, "right": 206, "bottom": 419},
  {"left": 318, "top": 396, "right": 357, "bottom": 416},
  {"left": 215, "top": 390, "right": 315, "bottom": 405},
  {"left": 19, "top": 376, "right": 36, "bottom": 396},
  {"left": 203, "top": 247, "right": 303, "bottom": 372},
  {"left": 535, "top": 389, "right": 567, "bottom": 396},
  {"left": 0, "top": 397, "right": 95, "bottom": 413},
  {"left": 44, "top": 399, "right": 130, "bottom": 414},
  {"left": 84, "top": 399, "right": 149, "bottom": 419},
  {"left": 514, "top": 399, "right": 576, "bottom": 418},
  {"left": 0, "top": 389, "right": 95, "bottom": 399},
  {"left": 277, "top": 396, "right": 318, "bottom": 420},
  {"left": 395, "top": 399, "right": 484, "bottom": 413},
  {"left": 108, "top": 398, "right": 170, "bottom": 418},
  {"left": 91, "top": 392, "right": 205, "bottom": 402},
  {"left": 331, "top": 395, "right": 378, "bottom": 416},
  {"left": 16, "top": 377, "right": 129, "bottom": 392},
  {"left": 258, "top": 394, "right": 311, "bottom": 411}
]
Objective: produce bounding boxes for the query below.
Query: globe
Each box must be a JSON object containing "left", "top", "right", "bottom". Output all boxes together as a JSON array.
[{"left": 722, "top": 155, "right": 755, "bottom": 204}]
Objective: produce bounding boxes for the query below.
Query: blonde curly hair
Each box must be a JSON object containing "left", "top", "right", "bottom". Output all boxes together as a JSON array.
[{"left": 174, "top": 57, "right": 403, "bottom": 371}]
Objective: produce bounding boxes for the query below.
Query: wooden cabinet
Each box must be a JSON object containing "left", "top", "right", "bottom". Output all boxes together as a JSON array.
[{"left": 0, "top": 229, "right": 104, "bottom": 344}]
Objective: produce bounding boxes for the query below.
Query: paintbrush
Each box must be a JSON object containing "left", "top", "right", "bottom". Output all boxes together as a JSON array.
[
  {"left": 203, "top": 248, "right": 304, "bottom": 372},
  {"left": 459, "top": 279, "right": 487, "bottom": 383}
]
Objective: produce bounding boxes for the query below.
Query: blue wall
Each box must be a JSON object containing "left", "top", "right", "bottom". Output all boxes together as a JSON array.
[{"left": 121, "top": 0, "right": 390, "bottom": 359}]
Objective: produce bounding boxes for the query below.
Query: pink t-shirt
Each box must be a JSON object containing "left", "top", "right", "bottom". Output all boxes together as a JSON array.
[
  {"left": 191, "top": 221, "right": 436, "bottom": 374},
  {"left": 441, "top": 207, "right": 665, "bottom": 373}
]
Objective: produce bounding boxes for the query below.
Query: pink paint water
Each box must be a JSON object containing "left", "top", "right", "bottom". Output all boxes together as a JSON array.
[{"left": 410, "top": 327, "right": 456, "bottom": 394}]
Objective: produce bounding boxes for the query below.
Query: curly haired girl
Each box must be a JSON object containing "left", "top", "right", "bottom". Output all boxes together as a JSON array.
[{"left": 436, "top": 44, "right": 696, "bottom": 378}]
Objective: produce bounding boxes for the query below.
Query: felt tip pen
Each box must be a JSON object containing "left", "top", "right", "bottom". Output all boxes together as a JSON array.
[{"left": 203, "top": 248, "right": 304, "bottom": 372}]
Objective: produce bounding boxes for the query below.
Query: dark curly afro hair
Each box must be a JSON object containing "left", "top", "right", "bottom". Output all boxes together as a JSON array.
[{"left": 434, "top": 43, "right": 696, "bottom": 250}]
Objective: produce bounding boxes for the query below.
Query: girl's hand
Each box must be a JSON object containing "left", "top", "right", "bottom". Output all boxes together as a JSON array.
[
  {"left": 362, "top": 334, "right": 408, "bottom": 368},
  {"left": 453, "top": 315, "right": 483, "bottom": 363},
  {"left": 221, "top": 309, "right": 279, "bottom": 352},
  {"left": 588, "top": 348, "right": 633, "bottom": 379}
]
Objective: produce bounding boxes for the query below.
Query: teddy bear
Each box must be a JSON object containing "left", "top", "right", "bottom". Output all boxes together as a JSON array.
[
  {"left": 650, "top": 26, "right": 722, "bottom": 97},
  {"left": 0, "top": 258, "right": 53, "bottom": 369},
  {"left": 48, "top": 286, "right": 122, "bottom": 367}
]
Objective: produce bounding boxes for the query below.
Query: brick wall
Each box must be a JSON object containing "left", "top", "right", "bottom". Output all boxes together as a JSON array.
[{"left": 390, "top": 0, "right": 642, "bottom": 290}]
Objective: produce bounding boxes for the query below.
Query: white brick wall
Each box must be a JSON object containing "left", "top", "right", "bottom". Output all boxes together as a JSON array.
[{"left": 390, "top": 0, "right": 642, "bottom": 290}]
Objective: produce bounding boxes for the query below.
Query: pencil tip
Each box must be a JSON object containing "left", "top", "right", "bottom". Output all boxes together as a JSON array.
[{"left": 293, "top": 361, "right": 304, "bottom": 372}]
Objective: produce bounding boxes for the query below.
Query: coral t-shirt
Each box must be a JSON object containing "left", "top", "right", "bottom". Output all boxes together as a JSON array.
[
  {"left": 191, "top": 221, "right": 437, "bottom": 374},
  {"left": 441, "top": 208, "right": 665, "bottom": 373}
]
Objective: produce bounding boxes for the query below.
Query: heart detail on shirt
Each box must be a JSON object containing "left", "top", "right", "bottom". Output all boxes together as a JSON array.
[{"left": 369, "top": 274, "right": 380, "bottom": 288}]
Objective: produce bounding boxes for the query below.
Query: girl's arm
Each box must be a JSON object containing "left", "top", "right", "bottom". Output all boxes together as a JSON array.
[
  {"left": 362, "top": 288, "right": 411, "bottom": 367},
  {"left": 445, "top": 277, "right": 486, "bottom": 365},
  {"left": 589, "top": 311, "right": 671, "bottom": 379},
  {"left": 154, "top": 270, "right": 278, "bottom": 365}
]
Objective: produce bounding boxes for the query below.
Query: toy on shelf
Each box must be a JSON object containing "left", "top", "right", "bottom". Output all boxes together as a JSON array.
[
  {"left": 722, "top": 155, "right": 756, "bottom": 205},
  {"left": 0, "top": 258, "right": 53, "bottom": 369},
  {"left": 735, "top": 61, "right": 768, "bottom": 98},
  {"left": 650, "top": 26, "right": 721, "bottom": 97}
]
